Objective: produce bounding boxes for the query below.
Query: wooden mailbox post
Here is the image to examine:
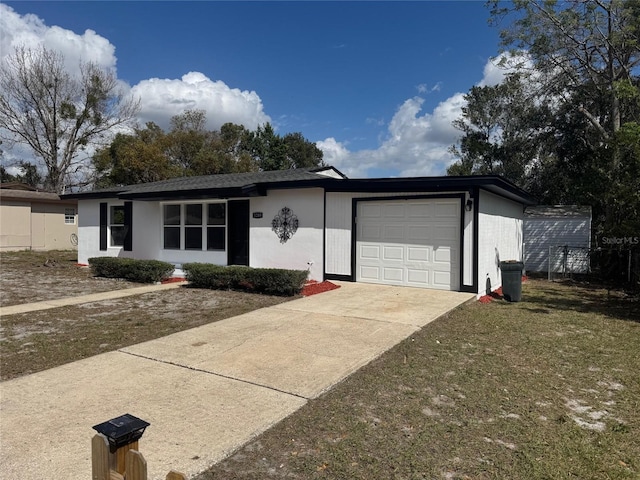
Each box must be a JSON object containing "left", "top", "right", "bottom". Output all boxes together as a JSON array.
[{"left": 91, "top": 414, "right": 186, "bottom": 480}]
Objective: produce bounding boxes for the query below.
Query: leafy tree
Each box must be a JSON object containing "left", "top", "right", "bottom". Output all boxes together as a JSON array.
[
  {"left": 92, "top": 123, "right": 178, "bottom": 187},
  {"left": 248, "top": 123, "right": 325, "bottom": 171},
  {"left": 490, "top": 0, "right": 640, "bottom": 143},
  {"left": 92, "top": 112, "right": 323, "bottom": 186},
  {"left": 448, "top": 73, "right": 553, "bottom": 188},
  {"left": 165, "top": 109, "right": 211, "bottom": 172},
  {"left": 0, "top": 45, "right": 139, "bottom": 193},
  {"left": 451, "top": 0, "right": 640, "bottom": 237},
  {"left": 249, "top": 123, "right": 288, "bottom": 171},
  {"left": 283, "top": 132, "right": 325, "bottom": 169}
]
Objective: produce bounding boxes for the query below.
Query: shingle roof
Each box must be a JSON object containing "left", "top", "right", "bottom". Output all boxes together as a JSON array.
[
  {"left": 62, "top": 167, "right": 345, "bottom": 200},
  {"left": 123, "top": 167, "right": 339, "bottom": 195}
]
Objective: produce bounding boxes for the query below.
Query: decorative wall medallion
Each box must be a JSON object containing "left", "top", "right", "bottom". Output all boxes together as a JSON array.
[{"left": 272, "top": 207, "right": 299, "bottom": 243}]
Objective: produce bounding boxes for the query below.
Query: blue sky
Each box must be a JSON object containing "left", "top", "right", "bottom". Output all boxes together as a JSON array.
[{"left": 1, "top": 1, "right": 508, "bottom": 178}]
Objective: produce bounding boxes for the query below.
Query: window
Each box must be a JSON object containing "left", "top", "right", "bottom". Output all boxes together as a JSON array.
[
  {"left": 163, "top": 205, "right": 181, "bottom": 250},
  {"left": 163, "top": 202, "right": 226, "bottom": 251},
  {"left": 110, "top": 205, "right": 126, "bottom": 246},
  {"left": 64, "top": 208, "right": 76, "bottom": 225},
  {"left": 207, "top": 204, "right": 226, "bottom": 250},
  {"left": 185, "top": 204, "right": 203, "bottom": 250}
]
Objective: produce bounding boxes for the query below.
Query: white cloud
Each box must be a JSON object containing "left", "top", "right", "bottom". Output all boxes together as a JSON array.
[
  {"left": 318, "top": 95, "right": 464, "bottom": 178},
  {"left": 0, "top": 3, "right": 116, "bottom": 76},
  {"left": 317, "top": 57, "right": 511, "bottom": 178},
  {"left": 131, "top": 72, "right": 271, "bottom": 131}
]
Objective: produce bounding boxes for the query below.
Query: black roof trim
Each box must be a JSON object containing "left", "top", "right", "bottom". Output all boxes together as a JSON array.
[{"left": 326, "top": 175, "right": 537, "bottom": 206}]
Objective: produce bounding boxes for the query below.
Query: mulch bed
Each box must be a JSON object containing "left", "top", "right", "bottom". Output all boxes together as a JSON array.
[{"left": 302, "top": 280, "right": 340, "bottom": 296}]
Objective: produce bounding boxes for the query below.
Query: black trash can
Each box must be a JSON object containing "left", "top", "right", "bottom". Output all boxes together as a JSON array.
[{"left": 500, "top": 261, "right": 524, "bottom": 302}]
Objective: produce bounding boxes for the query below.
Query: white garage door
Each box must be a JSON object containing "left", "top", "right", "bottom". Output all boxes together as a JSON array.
[{"left": 356, "top": 198, "right": 460, "bottom": 290}]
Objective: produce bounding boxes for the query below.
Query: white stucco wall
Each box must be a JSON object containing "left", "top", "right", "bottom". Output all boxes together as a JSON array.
[
  {"left": 477, "top": 190, "right": 524, "bottom": 295},
  {"left": 78, "top": 198, "right": 124, "bottom": 264},
  {"left": 250, "top": 188, "right": 324, "bottom": 281}
]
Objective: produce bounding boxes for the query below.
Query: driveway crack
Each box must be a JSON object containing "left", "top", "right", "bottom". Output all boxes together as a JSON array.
[{"left": 117, "top": 349, "right": 309, "bottom": 400}]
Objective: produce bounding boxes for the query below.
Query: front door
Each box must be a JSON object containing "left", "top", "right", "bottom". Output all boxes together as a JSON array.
[{"left": 227, "top": 200, "right": 249, "bottom": 266}]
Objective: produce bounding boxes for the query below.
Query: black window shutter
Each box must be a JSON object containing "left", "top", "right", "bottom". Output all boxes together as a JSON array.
[
  {"left": 99, "top": 202, "right": 108, "bottom": 251},
  {"left": 124, "top": 201, "right": 133, "bottom": 251}
]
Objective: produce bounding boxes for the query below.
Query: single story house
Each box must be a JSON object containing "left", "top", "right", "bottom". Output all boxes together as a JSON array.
[
  {"left": 0, "top": 183, "right": 78, "bottom": 251},
  {"left": 524, "top": 205, "right": 592, "bottom": 274},
  {"left": 63, "top": 167, "right": 536, "bottom": 296}
]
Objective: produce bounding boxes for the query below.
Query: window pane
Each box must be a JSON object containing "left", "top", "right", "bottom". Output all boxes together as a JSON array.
[
  {"left": 110, "top": 206, "right": 125, "bottom": 225},
  {"left": 164, "top": 205, "right": 181, "bottom": 225},
  {"left": 185, "top": 227, "right": 202, "bottom": 250},
  {"left": 207, "top": 227, "right": 225, "bottom": 250},
  {"left": 65, "top": 208, "right": 75, "bottom": 224},
  {"left": 186, "top": 204, "right": 203, "bottom": 225},
  {"left": 164, "top": 227, "right": 180, "bottom": 249},
  {"left": 111, "top": 226, "right": 126, "bottom": 246},
  {"left": 207, "top": 204, "right": 226, "bottom": 225}
]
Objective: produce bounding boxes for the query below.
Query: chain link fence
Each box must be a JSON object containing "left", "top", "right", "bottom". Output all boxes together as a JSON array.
[{"left": 547, "top": 245, "right": 640, "bottom": 292}]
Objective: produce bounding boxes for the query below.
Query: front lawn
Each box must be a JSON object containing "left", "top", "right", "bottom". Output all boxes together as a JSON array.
[{"left": 198, "top": 280, "right": 640, "bottom": 479}]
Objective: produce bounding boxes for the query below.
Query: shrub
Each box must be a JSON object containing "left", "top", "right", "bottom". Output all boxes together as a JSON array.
[
  {"left": 88, "top": 257, "right": 175, "bottom": 284},
  {"left": 183, "top": 263, "right": 308, "bottom": 296}
]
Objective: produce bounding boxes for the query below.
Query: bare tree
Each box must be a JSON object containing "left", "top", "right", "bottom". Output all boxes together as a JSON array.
[{"left": 0, "top": 45, "right": 139, "bottom": 193}]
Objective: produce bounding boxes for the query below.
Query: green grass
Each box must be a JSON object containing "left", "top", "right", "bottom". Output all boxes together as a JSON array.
[{"left": 197, "top": 280, "right": 640, "bottom": 480}]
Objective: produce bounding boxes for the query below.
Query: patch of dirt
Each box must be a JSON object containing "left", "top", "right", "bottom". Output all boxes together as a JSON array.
[{"left": 0, "top": 250, "right": 138, "bottom": 306}]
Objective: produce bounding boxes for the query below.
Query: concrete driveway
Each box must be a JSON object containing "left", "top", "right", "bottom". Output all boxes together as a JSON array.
[{"left": 0, "top": 282, "right": 473, "bottom": 480}]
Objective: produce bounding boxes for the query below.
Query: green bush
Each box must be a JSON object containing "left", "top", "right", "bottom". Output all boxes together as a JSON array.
[
  {"left": 88, "top": 257, "right": 175, "bottom": 284},
  {"left": 183, "top": 263, "right": 308, "bottom": 296}
]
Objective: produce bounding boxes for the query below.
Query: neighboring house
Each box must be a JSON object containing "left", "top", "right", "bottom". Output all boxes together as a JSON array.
[
  {"left": 0, "top": 183, "right": 78, "bottom": 251},
  {"left": 63, "top": 167, "right": 536, "bottom": 296},
  {"left": 524, "top": 205, "right": 592, "bottom": 273}
]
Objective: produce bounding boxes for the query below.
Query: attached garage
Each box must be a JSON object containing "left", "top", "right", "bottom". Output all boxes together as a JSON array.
[{"left": 356, "top": 198, "right": 461, "bottom": 290}]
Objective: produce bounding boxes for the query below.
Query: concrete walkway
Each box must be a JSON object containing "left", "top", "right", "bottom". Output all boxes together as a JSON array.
[
  {"left": 0, "top": 282, "right": 474, "bottom": 480},
  {"left": 0, "top": 281, "right": 187, "bottom": 317}
]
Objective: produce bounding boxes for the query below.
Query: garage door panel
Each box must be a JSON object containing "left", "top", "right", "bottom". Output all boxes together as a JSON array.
[
  {"left": 359, "top": 265, "right": 380, "bottom": 281},
  {"left": 407, "top": 225, "right": 430, "bottom": 243},
  {"left": 433, "top": 271, "right": 452, "bottom": 288},
  {"left": 361, "top": 224, "right": 382, "bottom": 241},
  {"left": 360, "top": 204, "right": 382, "bottom": 218},
  {"left": 382, "top": 267, "right": 403, "bottom": 282},
  {"left": 382, "top": 204, "right": 405, "bottom": 217},
  {"left": 356, "top": 198, "right": 460, "bottom": 291},
  {"left": 360, "top": 244, "right": 381, "bottom": 259},
  {"left": 433, "top": 225, "right": 457, "bottom": 241},
  {"left": 407, "top": 246, "right": 430, "bottom": 261},
  {"left": 407, "top": 203, "right": 432, "bottom": 218},
  {"left": 434, "top": 202, "right": 459, "bottom": 217},
  {"left": 383, "top": 225, "right": 404, "bottom": 241},
  {"left": 382, "top": 245, "right": 404, "bottom": 261},
  {"left": 433, "top": 247, "right": 452, "bottom": 263},
  {"left": 407, "top": 268, "right": 429, "bottom": 285}
]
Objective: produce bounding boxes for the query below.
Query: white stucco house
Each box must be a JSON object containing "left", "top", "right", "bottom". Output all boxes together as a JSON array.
[{"left": 63, "top": 167, "right": 536, "bottom": 296}]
